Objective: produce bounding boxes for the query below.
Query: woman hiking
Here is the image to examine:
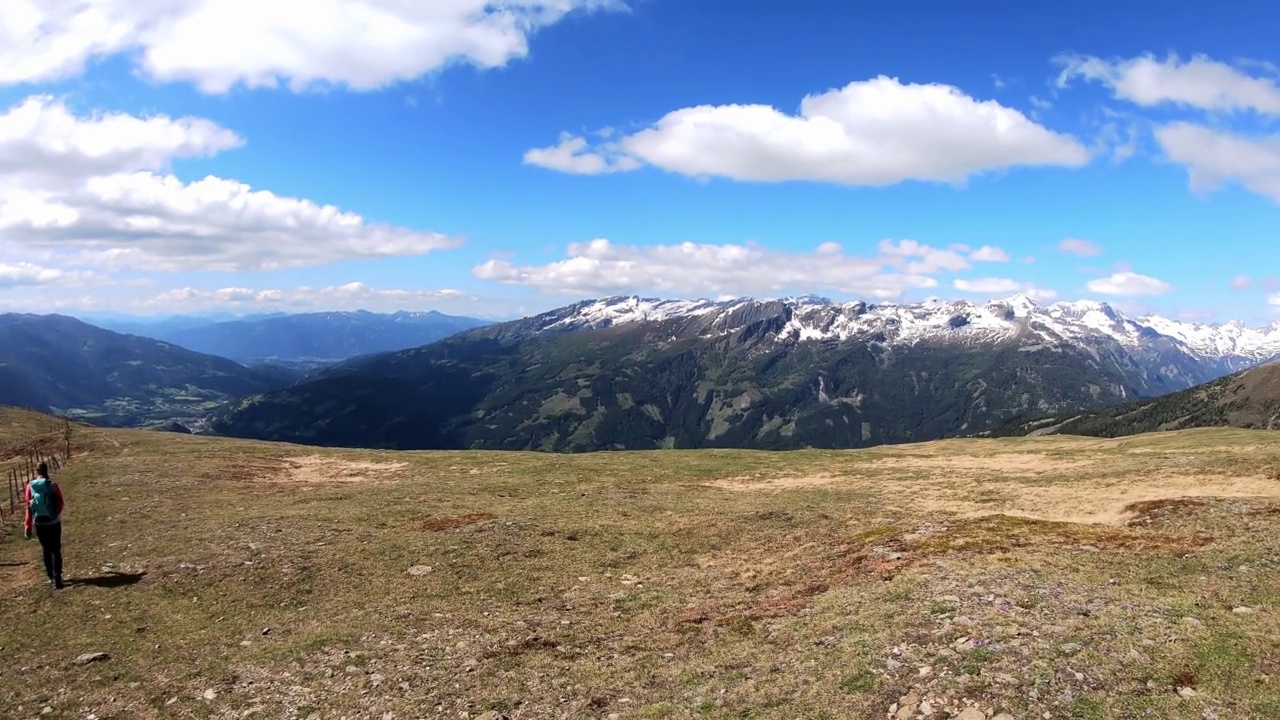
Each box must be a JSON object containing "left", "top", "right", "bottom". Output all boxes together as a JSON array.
[{"left": 24, "top": 462, "right": 65, "bottom": 589}]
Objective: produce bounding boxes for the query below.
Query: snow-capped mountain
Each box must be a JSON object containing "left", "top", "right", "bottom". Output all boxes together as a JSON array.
[
  {"left": 530, "top": 294, "right": 1280, "bottom": 384},
  {"left": 214, "top": 293, "right": 1279, "bottom": 454}
]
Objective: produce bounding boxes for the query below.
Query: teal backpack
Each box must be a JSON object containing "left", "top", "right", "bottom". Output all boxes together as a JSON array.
[{"left": 28, "top": 478, "right": 57, "bottom": 523}]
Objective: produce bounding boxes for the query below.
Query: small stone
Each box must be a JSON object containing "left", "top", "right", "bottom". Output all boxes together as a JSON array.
[
  {"left": 1232, "top": 606, "right": 1255, "bottom": 614},
  {"left": 939, "top": 595, "right": 961, "bottom": 603},
  {"left": 345, "top": 665, "right": 360, "bottom": 675},
  {"left": 407, "top": 565, "right": 434, "bottom": 576},
  {"left": 918, "top": 665, "right": 933, "bottom": 677},
  {"left": 919, "top": 699, "right": 934, "bottom": 714},
  {"left": 955, "top": 709, "right": 985, "bottom": 720},
  {"left": 203, "top": 689, "right": 217, "bottom": 701},
  {"left": 41, "top": 707, "right": 52, "bottom": 716},
  {"left": 165, "top": 697, "right": 178, "bottom": 706},
  {"left": 1059, "top": 642, "right": 1083, "bottom": 655},
  {"left": 261, "top": 627, "right": 271, "bottom": 636},
  {"left": 74, "top": 652, "right": 110, "bottom": 665},
  {"left": 993, "top": 715, "right": 1016, "bottom": 720},
  {"left": 1178, "top": 686, "right": 1198, "bottom": 698},
  {"left": 1183, "top": 616, "right": 1204, "bottom": 627},
  {"left": 239, "top": 640, "right": 252, "bottom": 647},
  {"left": 370, "top": 673, "right": 384, "bottom": 687},
  {"left": 474, "top": 713, "right": 503, "bottom": 720}
]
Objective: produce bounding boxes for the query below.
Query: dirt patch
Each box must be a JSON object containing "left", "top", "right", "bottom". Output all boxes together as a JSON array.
[
  {"left": 963, "top": 474, "right": 1280, "bottom": 525},
  {"left": 1124, "top": 498, "right": 1208, "bottom": 526},
  {"left": 711, "top": 464, "right": 1280, "bottom": 526},
  {"left": 709, "top": 473, "right": 846, "bottom": 491},
  {"left": 866, "top": 453, "right": 1098, "bottom": 475},
  {"left": 0, "top": 561, "right": 39, "bottom": 593},
  {"left": 709, "top": 454, "right": 1099, "bottom": 493},
  {"left": 915, "top": 514, "right": 1213, "bottom": 556},
  {"left": 421, "top": 513, "right": 496, "bottom": 532},
  {"left": 283, "top": 455, "right": 408, "bottom": 483}
]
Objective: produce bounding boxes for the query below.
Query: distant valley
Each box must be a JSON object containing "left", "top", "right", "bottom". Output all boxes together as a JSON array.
[
  {"left": 210, "top": 295, "right": 1280, "bottom": 451},
  {"left": 0, "top": 313, "right": 298, "bottom": 428},
  {"left": 996, "top": 359, "right": 1280, "bottom": 438}
]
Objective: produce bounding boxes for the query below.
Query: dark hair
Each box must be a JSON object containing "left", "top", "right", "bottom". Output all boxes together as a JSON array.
[{"left": 36, "top": 462, "right": 48, "bottom": 477}]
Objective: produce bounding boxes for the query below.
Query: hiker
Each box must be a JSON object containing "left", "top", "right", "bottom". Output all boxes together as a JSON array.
[{"left": 24, "top": 462, "right": 65, "bottom": 589}]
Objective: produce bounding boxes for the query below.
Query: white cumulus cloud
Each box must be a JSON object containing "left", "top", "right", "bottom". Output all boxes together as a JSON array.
[
  {"left": 1055, "top": 53, "right": 1280, "bottom": 114},
  {"left": 1155, "top": 123, "right": 1280, "bottom": 202},
  {"left": 0, "top": 261, "right": 89, "bottom": 288},
  {"left": 0, "top": 96, "right": 460, "bottom": 271},
  {"left": 522, "top": 133, "right": 640, "bottom": 175},
  {"left": 953, "top": 277, "right": 1057, "bottom": 300},
  {"left": 525, "top": 76, "right": 1090, "bottom": 186},
  {"left": 877, "top": 239, "right": 971, "bottom": 274},
  {"left": 472, "top": 239, "right": 1027, "bottom": 300},
  {"left": 1231, "top": 275, "right": 1254, "bottom": 290},
  {"left": 1085, "top": 271, "right": 1173, "bottom": 297},
  {"left": 953, "top": 277, "right": 1021, "bottom": 294},
  {"left": 969, "top": 245, "right": 1011, "bottom": 262},
  {"left": 0, "top": 95, "right": 242, "bottom": 181},
  {"left": 1059, "top": 238, "right": 1102, "bottom": 257},
  {"left": 0, "top": 0, "right": 623, "bottom": 93},
  {"left": 145, "top": 282, "right": 474, "bottom": 313}
]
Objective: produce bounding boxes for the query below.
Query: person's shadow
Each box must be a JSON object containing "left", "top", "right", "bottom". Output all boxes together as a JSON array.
[{"left": 67, "top": 571, "right": 146, "bottom": 588}]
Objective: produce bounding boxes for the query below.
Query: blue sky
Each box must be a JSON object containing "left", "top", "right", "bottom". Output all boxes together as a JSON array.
[{"left": 0, "top": 1, "right": 1278, "bottom": 323}]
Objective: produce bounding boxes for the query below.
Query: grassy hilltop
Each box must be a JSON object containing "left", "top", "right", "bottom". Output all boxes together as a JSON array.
[{"left": 3, "top": 411, "right": 1280, "bottom": 718}]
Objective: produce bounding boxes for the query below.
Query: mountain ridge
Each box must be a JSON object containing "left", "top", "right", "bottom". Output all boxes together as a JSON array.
[
  {"left": 992, "top": 359, "right": 1280, "bottom": 438},
  {"left": 210, "top": 294, "right": 1278, "bottom": 452},
  {"left": 513, "top": 294, "right": 1280, "bottom": 368}
]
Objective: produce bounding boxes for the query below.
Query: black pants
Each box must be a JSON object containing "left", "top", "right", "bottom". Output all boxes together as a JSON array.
[{"left": 34, "top": 523, "right": 63, "bottom": 582}]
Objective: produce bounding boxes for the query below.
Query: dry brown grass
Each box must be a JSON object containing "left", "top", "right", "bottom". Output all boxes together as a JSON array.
[
  {"left": 2, "top": 421, "right": 1280, "bottom": 718},
  {"left": 421, "top": 512, "right": 497, "bottom": 532}
]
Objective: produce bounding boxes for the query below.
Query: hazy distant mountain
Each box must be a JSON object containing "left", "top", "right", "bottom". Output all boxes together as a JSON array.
[
  {"left": 88, "top": 312, "right": 285, "bottom": 337},
  {"left": 0, "top": 313, "right": 299, "bottom": 427},
  {"left": 114, "top": 310, "right": 490, "bottom": 366},
  {"left": 210, "top": 295, "right": 1280, "bottom": 452}
]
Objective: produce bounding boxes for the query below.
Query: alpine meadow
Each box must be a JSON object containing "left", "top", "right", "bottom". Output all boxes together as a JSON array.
[{"left": 2, "top": 2, "right": 1280, "bottom": 720}]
